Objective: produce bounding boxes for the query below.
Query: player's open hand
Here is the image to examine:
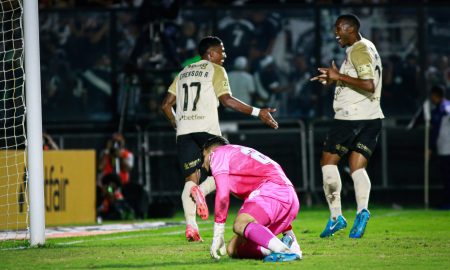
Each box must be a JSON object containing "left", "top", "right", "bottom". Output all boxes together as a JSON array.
[
  {"left": 310, "top": 60, "right": 340, "bottom": 85},
  {"left": 259, "top": 108, "right": 278, "bottom": 129}
]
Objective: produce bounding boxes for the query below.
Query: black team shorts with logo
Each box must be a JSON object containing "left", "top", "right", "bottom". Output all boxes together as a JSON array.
[
  {"left": 176, "top": 132, "right": 218, "bottom": 178},
  {"left": 323, "top": 119, "right": 382, "bottom": 160}
]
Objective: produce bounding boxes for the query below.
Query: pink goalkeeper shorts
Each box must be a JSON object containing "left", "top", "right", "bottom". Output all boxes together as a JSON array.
[{"left": 238, "top": 181, "right": 300, "bottom": 236}]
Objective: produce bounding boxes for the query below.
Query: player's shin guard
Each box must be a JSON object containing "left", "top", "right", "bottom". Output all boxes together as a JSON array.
[
  {"left": 243, "top": 222, "right": 289, "bottom": 253},
  {"left": 199, "top": 176, "right": 216, "bottom": 196},
  {"left": 351, "top": 168, "right": 371, "bottom": 213},
  {"left": 182, "top": 181, "right": 197, "bottom": 228},
  {"left": 322, "top": 165, "right": 342, "bottom": 219}
]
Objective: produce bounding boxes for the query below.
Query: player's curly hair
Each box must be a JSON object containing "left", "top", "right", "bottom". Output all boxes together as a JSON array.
[
  {"left": 198, "top": 36, "right": 223, "bottom": 57},
  {"left": 337, "top": 14, "right": 361, "bottom": 30},
  {"left": 202, "top": 136, "right": 229, "bottom": 151}
]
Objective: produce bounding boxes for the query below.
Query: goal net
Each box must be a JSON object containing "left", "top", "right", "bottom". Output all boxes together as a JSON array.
[{"left": 0, "top": 0, "right": 28, "bottom": 244}]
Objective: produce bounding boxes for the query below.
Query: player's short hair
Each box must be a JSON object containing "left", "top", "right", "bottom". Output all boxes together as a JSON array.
[
  {"left": 431, "top": 85, "right": 445, "bottom": 97},
  {"left": 337, "top": 14, "right": 361, "bottom": 30},
  {"left": 202, "top": 136, "right": 229, "bottom": 151},
  {"left": 198, "top": 36, "right": 223, "bottom": 56}
]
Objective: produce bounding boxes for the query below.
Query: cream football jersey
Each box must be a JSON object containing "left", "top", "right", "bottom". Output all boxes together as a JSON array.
[
  {"left": 168, "top": 60, "right": 231, "bottom": 136},
  {"left": 334, "top": 37, "right": 384, "bottom": 120}
]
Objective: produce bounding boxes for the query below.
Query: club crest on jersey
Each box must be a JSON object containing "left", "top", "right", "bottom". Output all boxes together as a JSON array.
[{"left": 357, "top": 64, "right": 372, "bottom": 76}]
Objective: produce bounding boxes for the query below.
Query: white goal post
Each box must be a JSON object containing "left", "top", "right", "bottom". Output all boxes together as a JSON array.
[
  {"left": 0, "top": 0, "right": 45, "bottom": 246},
  {"left": 23, "top": 0, "right": 45, "bottom": 246}
]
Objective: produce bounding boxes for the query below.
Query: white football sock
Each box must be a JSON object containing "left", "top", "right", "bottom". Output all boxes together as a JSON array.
[
  {"left": 267, "top": 237, "right": 290, "bottom": 253},
  {"left": 322, "top": 165, "right": 342, "bottom": 220},
  {"left": 182, "top": 181, "right": 197, "bottom": 228},
  {"left": 351, "top": 168, "right": 371, "bottom": 213},
  {"left": 283, "top": 230, "right": 302, "bottom": 257},
  {"left": 199, "top": 176, "right": 216, "bottom": 196},
  {"left": 260, "top": 246, "right": 271, "bottom": 256}
]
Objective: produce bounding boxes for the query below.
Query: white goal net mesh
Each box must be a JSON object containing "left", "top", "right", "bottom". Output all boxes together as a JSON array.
[{"left": 0, "top": 0, "right": 28, "bottom": 244}]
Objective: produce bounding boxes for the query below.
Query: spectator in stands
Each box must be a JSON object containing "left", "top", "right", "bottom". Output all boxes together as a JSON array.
[
  {"left": 400, "top": 53, "right": 421, "bottom": 112},
  {"left": 226, "top": 56, "right": 256, "bottom": 118},
  {"left": 253, "top": 55, "right": 291, "bottom": 115},
  {"left": 427, "top": 55, "right": 449, "bottom": 90},
  {"left": 178, "top": 20, "right": 199, "bottom": 63},
  {"left": 248, "top": 11, "right": 281, "bottom": 68},
  {"left": 288, "top": 53, "right": 317, "bottom": 118},
  {"left": 437, "top": 55, "right": 450, "bottom": 90},
  {"left": 218, "top": 12, "right": 255, "bottom": 69},
  {"left": 430, "top": 85, "right": 450, "bottom": 209}
]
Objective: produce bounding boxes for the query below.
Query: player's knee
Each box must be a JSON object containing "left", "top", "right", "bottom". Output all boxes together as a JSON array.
[
  {"left": 233, "top": 213, "right": 255, "bottom": 236},
  {"left": 232, "top": 220, "right": 246, "bottom": 236},
  {"left": 349, "top": 151, "right": 368, "bottom": 174},
  {"left": 320, "top": 152, "right": 340, "bottom": 166}
]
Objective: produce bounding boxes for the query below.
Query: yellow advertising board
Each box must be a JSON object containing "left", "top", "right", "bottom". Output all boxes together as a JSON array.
[{"left": 0, "top": 150, "right": 96, "bottom": 230}]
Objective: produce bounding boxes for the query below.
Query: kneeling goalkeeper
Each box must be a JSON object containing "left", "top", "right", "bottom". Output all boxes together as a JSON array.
[{"left": 201, "top": 136, "right": 302, "bottom": 262}]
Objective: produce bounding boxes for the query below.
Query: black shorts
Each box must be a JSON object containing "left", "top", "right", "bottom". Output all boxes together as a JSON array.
[
  {"left": 176, "top": 132, "right": 218, "bottom": 178},
  {"left": 323, "top": 119, "right": 382, "bottom": 160}
]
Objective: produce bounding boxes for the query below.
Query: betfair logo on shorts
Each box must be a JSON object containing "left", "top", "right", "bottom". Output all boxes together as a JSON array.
[
  {"left": 356, "top": 143, "right": 372, "bottom": 156},
  {"left": 184, "top": 158, "right": 201, "bottom": 170},
  {"left": 180, "top": 114, "right": 206, "bottom": 121},
  {"left": 335, "top": 144, "right": 349, "bottom": 154}
]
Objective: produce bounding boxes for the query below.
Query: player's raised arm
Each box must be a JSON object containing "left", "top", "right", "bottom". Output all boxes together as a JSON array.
[
  {"left": 311, "top": 60, "right": 375, "bottom": 93},
  {"left": 310, "top": 60, "right": 338, "bottom": 86},
  {"left": 219, "top": 93, "right": 278, "bottom": 129},
  {"left": 211, "top": 59, "right": 278, "bottom": 129}
]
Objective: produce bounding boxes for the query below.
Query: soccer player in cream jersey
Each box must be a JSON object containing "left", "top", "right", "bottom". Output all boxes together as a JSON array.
[
  {"left": 311, "top": 14, "right": 383, "bottom": 238},
  {"left": 161, "top": 36, "right": 278, "bottom": 242}
]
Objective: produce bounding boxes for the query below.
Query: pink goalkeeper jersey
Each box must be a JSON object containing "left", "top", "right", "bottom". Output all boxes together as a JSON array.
[{"left": 209, "top": 144, "right": 293, "bottom": 223}]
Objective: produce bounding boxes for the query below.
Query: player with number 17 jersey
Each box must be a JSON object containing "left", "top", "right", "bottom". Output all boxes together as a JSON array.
[{"left": 168, "top": 60, "right": 231, "bottom": 136}]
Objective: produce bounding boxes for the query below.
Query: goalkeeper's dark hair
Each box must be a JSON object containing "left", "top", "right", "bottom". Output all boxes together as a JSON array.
[
  {"left": 202, "top": 136, "right": 229, "bottom": 151},
  {"left": 337, "top": 14, "right": 361, "bottom": 30},
  {"left": 198, "top": 36, "right": 223, "bottom": 57}
]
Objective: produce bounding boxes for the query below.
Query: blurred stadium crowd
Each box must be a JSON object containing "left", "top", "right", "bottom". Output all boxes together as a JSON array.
[{"left": 34, "top": 0, "right": 450, "bottom": 124}]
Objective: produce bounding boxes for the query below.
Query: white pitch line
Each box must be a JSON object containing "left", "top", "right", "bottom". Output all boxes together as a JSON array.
[
  {"left": 56, "top": 224, "right": 234, "bottom": 246},
  {"left": 1, "top": 223, "right": 228, "bottom": 250},
  {"left": 0, "top": 246, "right": 28, "bottom": 251}
]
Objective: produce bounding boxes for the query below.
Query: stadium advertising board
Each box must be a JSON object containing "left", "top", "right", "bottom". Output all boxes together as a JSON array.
[{"left": 0, "top": 150, "right": 96, "bottom": 229}]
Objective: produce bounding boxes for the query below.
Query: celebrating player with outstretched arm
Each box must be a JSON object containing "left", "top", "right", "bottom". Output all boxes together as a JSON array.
[
  {"left": 161, "top": 36, "right": 278, "bottom": 242},
  {"left": 202, "top": 136, "right": 302, "bottom": 262},
  {"left": 310, "top": 14, "right": 383, "bottom": 238}
]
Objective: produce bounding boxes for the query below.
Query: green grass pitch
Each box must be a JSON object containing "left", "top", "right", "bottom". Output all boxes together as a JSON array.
[{"left": 1, "top": 208, "right": 449, "bottom": 269}]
